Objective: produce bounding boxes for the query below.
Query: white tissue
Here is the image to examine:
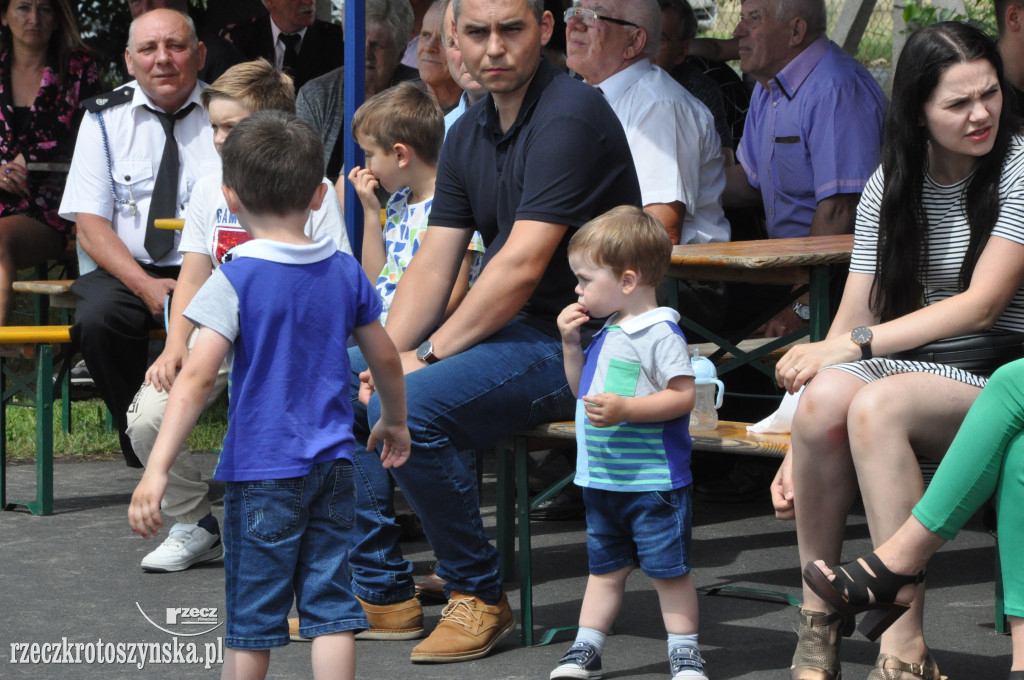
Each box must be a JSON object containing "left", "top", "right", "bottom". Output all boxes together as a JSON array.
[{"left": 747, "top": 386, "right": 804, "bottom": 434}]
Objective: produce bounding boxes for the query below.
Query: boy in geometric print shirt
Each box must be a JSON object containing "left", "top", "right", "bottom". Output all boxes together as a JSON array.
[
  {"left": 346, "top": 82, "right": 484, "bottom": 324},
  {"left": 554, "top": 205, "right": 706, "bottom": 680}
]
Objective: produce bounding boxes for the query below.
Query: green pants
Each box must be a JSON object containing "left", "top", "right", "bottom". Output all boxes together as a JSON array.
[{"left": 913, "top": 358, "right": 1024, "bottom": 616}]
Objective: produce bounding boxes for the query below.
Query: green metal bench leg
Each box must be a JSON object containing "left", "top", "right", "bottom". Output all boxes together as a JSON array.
[
  {"left": 808, "top": 264, "right": 831, "bottom": 342},
  {"left": 514, "top": 436, "right": 579, "bottom": 646},
  {"left": 496, "top": 444, "right": 516, "bottom": 580},
  {"left": 30, "top": 344, "right": 54, "bottom": 515},
  {"left": 1, "top": 357, "right": 8, "bottom": 510},
  {"left": 0, "top": 345, "right": 57, "bottom": 515},
  {"left": 516, "top": 436, "right": 534, "bottom": 645}
]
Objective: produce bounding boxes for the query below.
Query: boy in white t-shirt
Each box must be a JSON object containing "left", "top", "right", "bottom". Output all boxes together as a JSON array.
[
  {"left": 125, "top": 59, "right": 351, "bottom": 574},
  {"left": 347, "top": 82, "right": 484, "bottom": 324}
]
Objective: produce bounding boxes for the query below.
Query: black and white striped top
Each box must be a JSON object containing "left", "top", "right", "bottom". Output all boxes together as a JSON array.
[
  {"left": 850, "top": 134, "right": 1024, "bottom": 332},
  {"left": 831, "top": 135, "right": 1024, "bottom": 387}
]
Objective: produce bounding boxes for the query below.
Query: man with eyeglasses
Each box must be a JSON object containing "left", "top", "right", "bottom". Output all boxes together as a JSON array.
[
  {"left": 723, "top": 0, "right": 885, "bottom": 337},
  {"left": 566, "top": 0, "right": 728, "bottom": 250},
  {"left": 343, "top": 0, "right": 641, "bottom": 665},
  {"left": 565, "top": 0, "right": 730, "bottom": 337}
]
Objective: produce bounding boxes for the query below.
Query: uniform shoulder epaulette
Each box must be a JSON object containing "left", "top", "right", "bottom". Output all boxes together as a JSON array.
[{"left": 82, "top": 87, "right": 134, "bottom": 114}]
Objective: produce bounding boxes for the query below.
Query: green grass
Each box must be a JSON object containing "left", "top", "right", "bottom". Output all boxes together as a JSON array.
[
  {"left": 4, "top": 394, "right": 229, "bottom": 462},
  {"left": 7, "top": 266, "right": 228, "bottom": 462}
]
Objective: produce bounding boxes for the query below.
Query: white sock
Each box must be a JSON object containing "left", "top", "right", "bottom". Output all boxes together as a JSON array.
[
  {"left": 574, "top": 627, "right": 607, "bottom": 655},
  {"left": 668, "top": 632, "right": 699, "bottom": 656}
]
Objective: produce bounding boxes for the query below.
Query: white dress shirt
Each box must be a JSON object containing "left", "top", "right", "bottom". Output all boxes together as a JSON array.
[
  {"left": 59, "top": 82, "right": 221, "bottom": 269},
  {"left": 271, "top": 20, "right": 308, "bottom": 70},
  {"left": 596, "top": 60, "right": 730, "bottom": 245}
]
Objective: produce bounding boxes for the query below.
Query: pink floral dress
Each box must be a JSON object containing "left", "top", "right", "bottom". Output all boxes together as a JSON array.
[{"left": 0, "top": 48, "right": 100, "bottom": 233}]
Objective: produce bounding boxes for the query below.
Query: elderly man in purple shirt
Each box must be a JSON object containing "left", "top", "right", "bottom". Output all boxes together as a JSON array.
[{"left": 724, "top": 0, "right": 884, "bottom": 337}]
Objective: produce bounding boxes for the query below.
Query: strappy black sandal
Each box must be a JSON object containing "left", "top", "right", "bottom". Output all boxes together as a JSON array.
[{"left": 803, "top": 553, "right": 924, "bottom": 641}]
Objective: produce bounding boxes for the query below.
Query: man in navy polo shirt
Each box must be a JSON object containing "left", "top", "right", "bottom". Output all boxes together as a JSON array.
[{"left": 346, "top": 0, "right": 642, "bottom": 664}]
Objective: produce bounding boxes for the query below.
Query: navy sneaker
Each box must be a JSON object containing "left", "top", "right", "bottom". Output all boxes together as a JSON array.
[
  {"left": 669, "top": 646, "right": 708, "bottom": 679},
  {"left": 550, "top": 641, "right": 603, "bottom": 679}
]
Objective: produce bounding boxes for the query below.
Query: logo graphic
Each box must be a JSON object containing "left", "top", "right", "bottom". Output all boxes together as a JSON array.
[{"left": 136, "top": 603, "right": 223, "bottom": 637}]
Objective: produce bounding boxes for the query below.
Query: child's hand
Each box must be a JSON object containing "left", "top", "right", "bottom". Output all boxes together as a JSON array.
[
  {"left": 357, "top": 368, "right": 375, "bottom": 406},
  {"left": 584, "top": 392, "right": 629, "bottom": 428},
  {"left": 557, "top": 302, "right": 589, "bottom": 345},
  {"left": 346, "top": 166, "right": 381, "bottom": 212},
  {"left": 367, "top": 418, "right": 411, "bottom": 469},
  {"left": 128, "top": 471, "right": 169, "bottom": 539}
]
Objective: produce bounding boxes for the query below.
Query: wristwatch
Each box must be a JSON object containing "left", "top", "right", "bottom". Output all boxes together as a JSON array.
[
  {"left": 790, "top": 301, "right": 811, "bottom": 321},
  {"left": 416, "top": 340, "right": 440, "bottom": 365},
  {"left": 851, "top": 326, "right": 873, "bottom": 360}
]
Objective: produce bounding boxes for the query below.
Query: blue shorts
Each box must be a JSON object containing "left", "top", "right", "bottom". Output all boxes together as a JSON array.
[
  {"left": 581, "top": 485, "right": 692, "bottom": 579},
  {"left": 222, "top": 459, "right": 369, "bottom": 650}
]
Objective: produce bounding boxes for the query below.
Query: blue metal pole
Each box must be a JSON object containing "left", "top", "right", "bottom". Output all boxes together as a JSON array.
[{"left": 343, "top": 0, "right": 366, "bottom": 260}]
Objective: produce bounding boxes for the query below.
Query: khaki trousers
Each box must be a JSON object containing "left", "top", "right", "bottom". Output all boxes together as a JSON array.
[{"left": 126, "top": 328, "right": 230, "bottom": 524}]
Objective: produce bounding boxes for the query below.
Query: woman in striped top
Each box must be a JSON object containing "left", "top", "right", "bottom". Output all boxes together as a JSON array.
[{"left": 772, "top": 22, "right": 1024, "bottom": 680}]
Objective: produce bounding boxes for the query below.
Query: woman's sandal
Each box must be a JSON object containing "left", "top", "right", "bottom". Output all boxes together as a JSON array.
[
  {"left": 866, "top": 652, "right": 946, "bottom": 680},
  {"left": 790, "top": 608, "right": 853, "bottom": 680},
  {"left": 803, "top": 553, "right": 924, "bottom": 641}
]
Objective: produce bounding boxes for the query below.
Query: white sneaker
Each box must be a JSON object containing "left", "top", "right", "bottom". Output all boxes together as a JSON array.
[{"left": 141, "top": 522, "right": 223, "bottom": 572}]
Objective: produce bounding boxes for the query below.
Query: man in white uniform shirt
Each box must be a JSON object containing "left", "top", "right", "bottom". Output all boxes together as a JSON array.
[{"left": 59, "top": 9, "right": 220, "bottom": 468}]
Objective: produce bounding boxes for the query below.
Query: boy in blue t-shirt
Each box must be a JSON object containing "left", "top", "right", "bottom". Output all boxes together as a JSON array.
[
  {"left": 129, "top": 111, "right": 410, "bottom": 680},
  {"left": 346, "top": 82, "right": 484, "bottom": 324},
  {"left": 554, "top": 206, "right": 704, "bottom": 680}
]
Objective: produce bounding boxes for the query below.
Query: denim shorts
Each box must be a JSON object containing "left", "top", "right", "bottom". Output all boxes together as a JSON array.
[
  {"left": 222, "top": 459, "right": 369, "bottom": 650},
  {"left": 582, "top": 485, "right": 692, "bottom": 579}
]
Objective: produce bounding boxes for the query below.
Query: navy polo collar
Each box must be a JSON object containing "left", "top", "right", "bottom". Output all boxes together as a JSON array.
[{"left": 476, "top": 57, "right": 557, "bottom": 142}]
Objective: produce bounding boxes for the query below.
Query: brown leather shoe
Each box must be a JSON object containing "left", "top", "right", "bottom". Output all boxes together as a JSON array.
[
  {"left": 415, "top": 570, "right": 448, "bottom": 604},
  {"left": 288, "top": 617, "right": 308, "bottom": 642},
  {"left": 409, "top": 592, "right": 515, "bottom": 663},
  {"left": 355, "top": 596, "right": 425, "bottom": 640}
]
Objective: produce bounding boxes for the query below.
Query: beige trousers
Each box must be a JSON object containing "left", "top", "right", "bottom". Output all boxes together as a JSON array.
[{"left": 125, "top": 328, "right": 230, "bottom": 524}]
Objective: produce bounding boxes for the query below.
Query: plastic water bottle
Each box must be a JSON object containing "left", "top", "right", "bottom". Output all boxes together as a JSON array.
[{"left": 689, "top": 348, "right": 724, "bottom": 432}]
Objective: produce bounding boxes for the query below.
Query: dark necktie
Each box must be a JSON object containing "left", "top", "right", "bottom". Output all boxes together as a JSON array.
[
  {"left": 145, "top": 102, "right": 196, "bottom": 261},
  {"left": 280, "top": 33, "right": 301, "bottom": 74}
]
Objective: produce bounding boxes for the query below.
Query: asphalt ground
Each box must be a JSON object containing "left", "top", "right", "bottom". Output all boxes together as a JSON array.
[{"left": 0, "top": 452, "right": 1012, "bottom": 679}]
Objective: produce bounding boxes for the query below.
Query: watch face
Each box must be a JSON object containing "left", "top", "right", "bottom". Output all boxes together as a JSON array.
[
  {"left": 852, "top": 326, "right": 872, "bottom": 344},
  {"left": 416, "top": 341, "right": 433, "bottom": 362}
]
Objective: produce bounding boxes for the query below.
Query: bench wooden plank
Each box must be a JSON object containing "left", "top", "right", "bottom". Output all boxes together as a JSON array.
[
  {"left": 12, "top": 280, "right": 73, "bottom": 295},
  {"left": 0, "top": 325, "right": 165, "bottom": 346},
  {"left": 515, "top": 420, "right": 789, "bottom": 458},
  {"left": 0, "top": 325, "right": 72, "bottom": 344},
  {"left": 12, "top": 279, "right": 76, "bottom": 310}
]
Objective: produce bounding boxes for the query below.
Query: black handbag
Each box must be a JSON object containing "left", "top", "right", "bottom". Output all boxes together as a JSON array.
[{"left": 887, "top": 330, "right": 1024, "bottom": 377}]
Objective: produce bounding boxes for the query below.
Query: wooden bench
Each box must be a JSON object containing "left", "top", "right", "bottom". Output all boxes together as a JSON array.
[
  {"left": 1, "top": 325, "right": 165, "bottom": 515},
  {"left": 497, "top": 420, "right": 791, "bottom": 646}
]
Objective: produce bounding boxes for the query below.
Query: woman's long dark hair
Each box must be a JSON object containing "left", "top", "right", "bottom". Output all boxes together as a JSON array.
[
  {"left": 0, "top": 0, "right": 89, "bottom": 81},
  {"left": 872, "top": 21, "right": 1021, "bottom": 322}
]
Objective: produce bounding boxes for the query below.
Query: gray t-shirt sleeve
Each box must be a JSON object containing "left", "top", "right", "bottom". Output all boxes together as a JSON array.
[
  {"left": 184, "top": 269, "right": 240, "bottom": 342},
  {"left": 650, "top": 329, "right": 694, "bottom": 389}
]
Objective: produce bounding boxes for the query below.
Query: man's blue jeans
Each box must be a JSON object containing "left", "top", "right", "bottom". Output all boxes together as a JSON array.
[{"left": 348, "top": 320, "right": 574, "bottom": 605}]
